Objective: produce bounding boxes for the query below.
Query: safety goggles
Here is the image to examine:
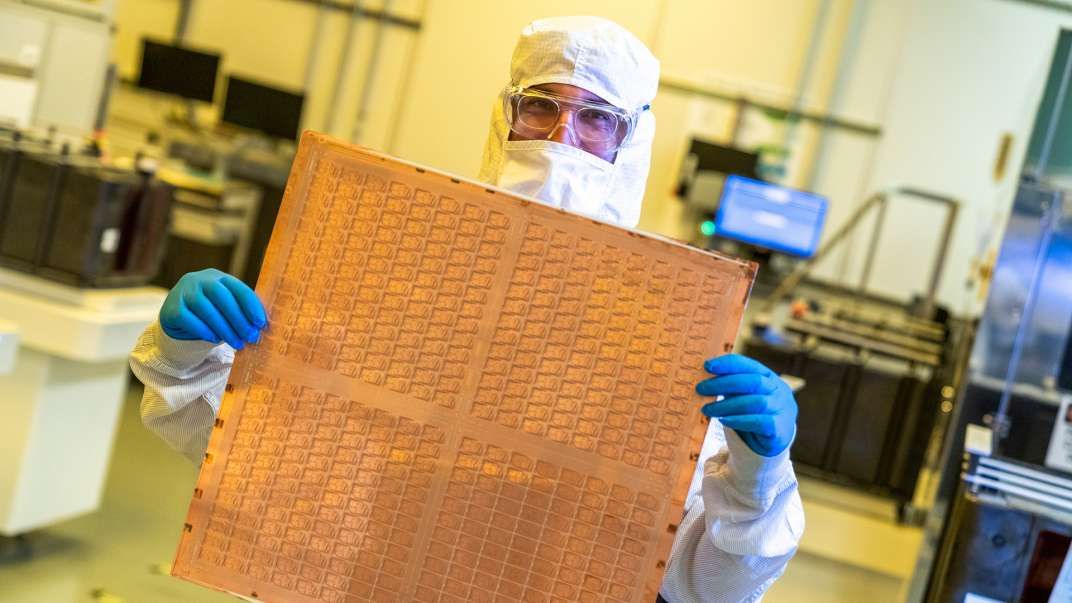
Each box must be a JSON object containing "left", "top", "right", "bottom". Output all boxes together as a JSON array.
[{"left": 503, "top": 85, "right": 645, "bottom": 156}]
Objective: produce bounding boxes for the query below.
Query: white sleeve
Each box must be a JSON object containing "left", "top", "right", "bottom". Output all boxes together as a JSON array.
[
  {"left": 659, "top": 420, "right": 805, "bottom": 602},
  {"left": 128, "top": 321, "right": 234, "bottom": 464}
]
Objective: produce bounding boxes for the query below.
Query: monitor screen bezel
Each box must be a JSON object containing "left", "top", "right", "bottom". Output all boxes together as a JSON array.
[
  {"left": 713, "top": 174, "right": 828, "bottom": 258},
  {"left": 136, "top": 38, "right": 221, "bottom": 103}
]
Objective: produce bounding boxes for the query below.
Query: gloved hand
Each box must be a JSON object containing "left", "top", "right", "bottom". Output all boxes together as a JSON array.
[
  {"left": 696, "top": 354, "right": 798, "bottom": 457},
  {"left": 159, "top": 269, "right": 267, "bottom": 350}
]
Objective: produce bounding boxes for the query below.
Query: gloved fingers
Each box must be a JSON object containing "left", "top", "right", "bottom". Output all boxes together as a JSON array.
[
  {"left": 696, "top": 373, "right": 777, "bottom": 397},
  {"left": 220, "top": 274, "right": 267, "bottom": 328},
  {"left": 701, "top": 395, "right": 771, "bottom": 418},
  {"left": 703, "top": 353, "right": 774, "bottom": 377},
  {"left": 203, "top": 280, "right": 259, "bottom": 343},
  {"left": 717, "top": 414, "right": 778, "bottom": 438},
  {"left": 163, "top": 302, "right": 219, "bottom": 343},
  {"left": 183, "top": 289, "right": 245, "bottom": 350}
]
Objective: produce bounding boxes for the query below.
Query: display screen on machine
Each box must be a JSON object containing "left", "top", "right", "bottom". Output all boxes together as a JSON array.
[{"left": 715, "top": 174, "right": 828, "bottom": 258}]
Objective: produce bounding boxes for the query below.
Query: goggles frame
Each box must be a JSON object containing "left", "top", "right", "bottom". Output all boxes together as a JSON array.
[{"left": 502, "top": 85, "right": 645, "bottom": 154}]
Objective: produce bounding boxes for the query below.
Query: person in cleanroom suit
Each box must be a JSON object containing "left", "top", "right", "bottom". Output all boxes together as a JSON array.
[{"left": 130, "top": 16, "right": 803, "bottom": 603}]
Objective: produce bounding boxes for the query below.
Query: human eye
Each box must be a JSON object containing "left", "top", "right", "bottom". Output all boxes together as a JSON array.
[
  {"left": 579, "top": 108, "right": 617, "bottom": 131},
  {"left": 520, "top": 96, "right": 556, "bottom": 115}
]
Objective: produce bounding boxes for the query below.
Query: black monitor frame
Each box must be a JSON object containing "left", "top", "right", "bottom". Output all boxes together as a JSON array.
[
  {"left": 136, "top": 38, "right": 221, "bottom": 103},
  {"left": 220, "top": 75, "right": 305, "bottom": 141}
]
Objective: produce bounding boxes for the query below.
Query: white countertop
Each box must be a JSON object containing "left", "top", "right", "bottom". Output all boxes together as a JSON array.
[{"left": 0, "top": 268, "right": 166, "bottom": 362}]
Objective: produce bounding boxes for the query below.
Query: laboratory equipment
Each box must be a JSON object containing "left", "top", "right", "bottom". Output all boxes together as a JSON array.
[
  {"left": 152, "top": 169, "right": 261, "bottom": 287},
  {"left": 713, "top": 174, "right": 828, "bottom": 258},
  {"left": 136, "top": 38, "right": 221, "bottom": 103},
  {"left": 220, "top": 75, "right": 304, "bottom": 140},
  {"left": 0, "top": 133, "right": 173, "bottom": 287},
  {"left": 742, "top": 186, "right": 962, "bottom": 508},
  {"left": 676, "top": 138, "right": 759, "bottom": 212},
  {"left": 160, "top": 138, "right": 291, "bottom": 285},
  {"left": 909, "top": 30, "right": 1072, "bottom": 602}
]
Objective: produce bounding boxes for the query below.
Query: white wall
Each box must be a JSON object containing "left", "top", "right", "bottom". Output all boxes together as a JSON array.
[
  {"left": 838, "top": 0, "right": 1072, "bottom": 315},
  {"left": 651, "top": 1, "right": 835, "bottom": 98},
  {"left": 637, "top": 0, "right": 850, "bottom": 238},
  {"left": 804, "top": 0, "right": 910, "bottom": 287}
]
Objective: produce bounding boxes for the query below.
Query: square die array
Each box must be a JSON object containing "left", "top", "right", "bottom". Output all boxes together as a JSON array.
[
  {"left": 175, "top": 136, "right": 755, "bottom": 603},
  {"left": 415, "top": 438, "right": 659, "bottom": 603},
  {"left": 197, "top": 372, "right": 445, "bottom": 602},
  {"left": 471, "top": 223, "right": 727, "bottom": 476},
  {"left": 267, "top": 166, "right": 509, "bottom": 410}
]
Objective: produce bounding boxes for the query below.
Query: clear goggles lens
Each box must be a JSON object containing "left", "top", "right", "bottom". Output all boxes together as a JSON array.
[{"left": 505, "top": 87, "right": 635, "bottom": 154}]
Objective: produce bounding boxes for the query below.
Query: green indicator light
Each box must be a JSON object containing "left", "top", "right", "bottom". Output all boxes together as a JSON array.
[{"left": 700, "top": 220, "right": 716, "bottom": 237}]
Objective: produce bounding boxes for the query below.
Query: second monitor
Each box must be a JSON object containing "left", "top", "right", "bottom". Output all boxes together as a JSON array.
[
  {"left": 138, "top": 38, "right": 220, "bottom": 103},
  {"left": 221, "top": 76, "right": 305, "bottom": 141},
  {"left": 714, "top": 175, "right": 828, "bottom": 258}
]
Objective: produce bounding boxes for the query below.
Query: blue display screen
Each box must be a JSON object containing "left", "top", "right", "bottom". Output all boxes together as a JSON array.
[{"left": 714, "top": 175, "right": 828, "bottom": 257}]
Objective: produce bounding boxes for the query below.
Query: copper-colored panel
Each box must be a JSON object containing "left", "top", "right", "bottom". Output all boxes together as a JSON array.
[{"left": 173, "top": 132, "right": 756, "bottom": 602}]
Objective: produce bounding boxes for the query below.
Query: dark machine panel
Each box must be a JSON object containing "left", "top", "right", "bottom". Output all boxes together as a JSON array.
[
  {"left": 795, "top": 353, "right": 851, "bottom": 468},
  {"left": 1059, "top": 323, "right": 1072, "bottom": 392},
  {"left": 834, "top": 367, "right": 902, "bottom": 483},
  {"left": 912, "top": 32, "right": 1072, "bottom": 602},
  {"left": 744, "top": 338, "right": 942, "bottom": 502},
  {"left": 933, "top": 492, "right": 1072, "bottom": 602},
  {"left": 154, "top": 235, "right": 235, "bottom": 290},
  {"left": 0, "top": 138, "right": 173, "bottom": 287},
  {"left": 42, "top": 166, "right": 137, "bottom": 275},
  {"left": 933, "top": 498, "right": 1037, "bottom": 602},
  {"left": 0, "top": 152, "right": 61, "bottom": 266}
]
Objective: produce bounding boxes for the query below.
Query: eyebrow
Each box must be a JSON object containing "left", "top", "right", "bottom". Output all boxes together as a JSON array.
[{"left": 531, "top": 85, "right": 610, "bottom": 106}]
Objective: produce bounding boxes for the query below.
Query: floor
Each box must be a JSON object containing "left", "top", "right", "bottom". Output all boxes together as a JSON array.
[
  {"left": 0, "top": 385, "right": 232, "bottom": 603},
  {"left": 768, "top": 552, "right": 904, "bottom": 603},
  {"left": 0, "top": 383, "right": 919, "bottom": 602}
]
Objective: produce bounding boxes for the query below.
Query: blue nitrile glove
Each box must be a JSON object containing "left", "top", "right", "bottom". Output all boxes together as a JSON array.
[
  {"left": 159, "top": 269, "right": 267, "bottom": 350},
  {"left": 696, "top": 354, "right": 799, "bottom": 457}
]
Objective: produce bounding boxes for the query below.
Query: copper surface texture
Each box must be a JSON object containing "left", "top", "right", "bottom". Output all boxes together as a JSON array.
[{"left": 173, "top": 132, "right": 757, "bottom": 603}]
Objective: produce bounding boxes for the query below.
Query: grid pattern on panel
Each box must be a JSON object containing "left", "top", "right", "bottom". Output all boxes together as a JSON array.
[
  {"left": 177, "top": 137, "right": 756, "bottom": 603},
  {"left": 471, "top": 223, "right": 727, "bottom": 476},
  {"left": 414, "top": 437, "right": 658, "bottom": 603},
  {"left": 265, "top": 163, "right": 510, "bottom": 409},
  {"left": 197, "top": 371, "right": 445, "bottom": 602}
]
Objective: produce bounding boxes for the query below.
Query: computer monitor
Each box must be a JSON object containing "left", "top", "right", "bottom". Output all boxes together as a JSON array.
[
  {"left": 687, "top": 139, "right": 759, "bottom": 178},
  {"left": 221, "top": 76, "right": 305, "bottom": 140},
  {"left": 677, "top": 139, "right": 760, "bottom": 211},
  {"left": 714, "top": 175, "right": 828, "bottom": 258},
  {"left": 136, "top": 38, "right": 220, "bottom": 103}
]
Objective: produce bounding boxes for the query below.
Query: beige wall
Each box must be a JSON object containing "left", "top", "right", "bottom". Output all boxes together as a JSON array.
[
  {"left": 656, "top": 1, "right": 829, "bottom": 97},
  {"left": 185, "top": 0, "right": 316, "bottom": 89},
  {"left": 389, "top": 0, "right": 663, "bottom": 175},
  {"left": 112, "top": 0, "right": 180, "bottom": 78},
  {"left": 388, "top": 0, "right": 885, "bottom": 241},
  {"left": 108, "top": 0, "right": 873, "bottom": 236},
  {"left": 123, "top": 0, "right": 1037, "bottom": 306},
  {"left": 110, "top": 0, "right": 422, "bottom": 148}
]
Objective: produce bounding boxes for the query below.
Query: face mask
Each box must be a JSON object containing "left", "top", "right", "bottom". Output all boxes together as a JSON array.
[{"left": 497, "top": 139, "right": 623, "bottom": 225}]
